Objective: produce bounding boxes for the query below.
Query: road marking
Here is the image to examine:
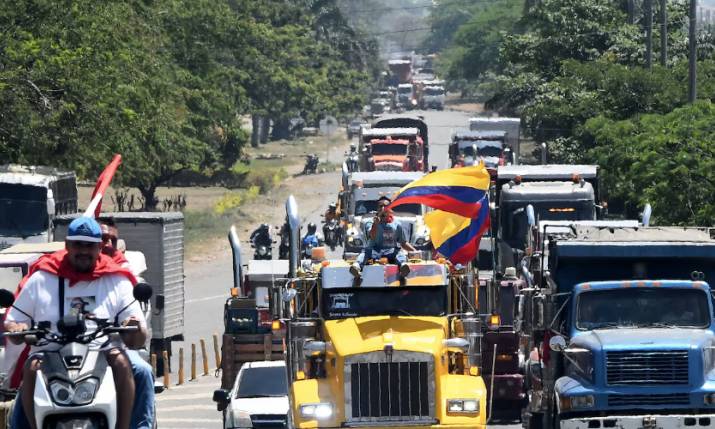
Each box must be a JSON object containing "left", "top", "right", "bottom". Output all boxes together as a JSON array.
[
  {"left": 185, "top": 294, "right": 226, "bottom": 304},
  {"left": 157, "top": 405, "right": 217, "bottom": 412},
  {"left": 157, "top": 392, "right": 211, "bottom": 401}
]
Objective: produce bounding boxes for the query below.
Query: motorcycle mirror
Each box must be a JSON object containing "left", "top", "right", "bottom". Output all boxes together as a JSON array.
[
  {"left": 133, "top": 283, "right": 153, "bottom": 303},
  {"left": 0, "top": 289, "right": 15, "bottom": 308}
]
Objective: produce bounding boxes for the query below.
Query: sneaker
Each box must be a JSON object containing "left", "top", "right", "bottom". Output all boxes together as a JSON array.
[
  {"left": 399, "top": 263, "right": 411, "bottom": 277},
  {"left": 350, "top": 263, "right": 361, "bottom": 278}
]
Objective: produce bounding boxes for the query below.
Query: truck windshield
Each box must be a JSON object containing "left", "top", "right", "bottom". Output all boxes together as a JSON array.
[
  {"left": 236, "top": 366, "right": 288, "bottom": 398},
  {"left": 372, "top": 144, "right": 407, "bottom": 156},
  {"left": 501, "top": 201, "right": 594, "bottom": 249},
  {"left": 398, "top": 87, "right": 412, "bottom": 94},
  {"left": 0, "top": 184, "right": 49, "bottom": 237},
  {"left": 424, "top": 87, "right": 444, "bottom": 96},
  {"left": 576, "top": 288, "right": 710, "bottom": 330},
  {"left": 322, "top": 286, "right": 447, "bottom": 319},
  {"left": 354, "top": 200, "right": 421, "bottom": 216}
]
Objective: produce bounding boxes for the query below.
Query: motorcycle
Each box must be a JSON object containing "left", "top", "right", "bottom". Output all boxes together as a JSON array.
[
  {"left": 251, "top": 228, "right": 274, "bottom": 260},
  {"left": 302, "top": 154, "right": 319, "bottom": 175},
  {"left": 0, "top": 284, "right": 153, "bottom": 429},
  {"left": 322, "top": 219, "right": 341, "bottom": 251}
]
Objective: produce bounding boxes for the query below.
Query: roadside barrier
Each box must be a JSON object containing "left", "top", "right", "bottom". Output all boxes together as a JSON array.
[
  {"left": 191, "top": 343, "right": 197, "bottom": 381},
  {"left": 162, "top": 351, "right": 171, "bottom": 389},
  {"left": 213, "top": 333, "right": 222, "bottom": 370},
  {"left": 200, "top": 339, "right": 209, "bottom": 376},
  {"left": 178, "top": 348, "right": 185, "bottom": 385}
]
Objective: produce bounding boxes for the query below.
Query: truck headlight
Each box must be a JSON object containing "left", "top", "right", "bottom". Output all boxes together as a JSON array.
[
  {"left": 705, "top": 393, "right": 715, "bottom": 405},
  {"left": 300, "top": 403, "right": 333, "bottom": 419},
  {"left": 447, "top": 399, "right": 479, "bottom": 413},
  {"left": 559, "top": 395, "right": 595, "bottom": 411}
]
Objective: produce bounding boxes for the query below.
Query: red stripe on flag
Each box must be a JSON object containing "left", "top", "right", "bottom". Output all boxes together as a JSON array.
[{"left": 91, "top": 154, "right": 122, "bottom": 218}]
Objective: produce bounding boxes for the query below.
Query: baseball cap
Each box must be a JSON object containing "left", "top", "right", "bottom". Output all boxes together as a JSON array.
[{"left": 66, "top": 217, "right": 102, "bottom": 243}]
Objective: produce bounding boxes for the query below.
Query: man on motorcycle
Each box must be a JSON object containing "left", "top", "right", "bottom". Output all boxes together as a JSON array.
[
  {"left": 302, "top": 222, "right": 320, "bottom": 258},
  {"left": 350, "top": 196, "right": 416, "bottom": 283},
  {"left": 5, "top": 217, "right": 145, "bottom": 429},
  {"left": 100, "top": 220, "right": 156, "bottom": 429}
]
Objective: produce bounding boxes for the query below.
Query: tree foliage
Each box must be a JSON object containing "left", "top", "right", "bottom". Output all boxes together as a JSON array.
[{"left": 0, "top": 0, "right": 374, "bottom": 208}]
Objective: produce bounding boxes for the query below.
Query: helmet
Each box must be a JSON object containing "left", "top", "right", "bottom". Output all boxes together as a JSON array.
[
  {"left": 329, "top": 203, "right": 336, "bottom": 210},
  {"left": 307, "top": 222, "right": 317, "bottom": 234},
  {"left": 350, "top": 143, "right": 356, "bottom": 150},
  {"left": 260, "top": 223, "right": 268, "bottom": 230}
]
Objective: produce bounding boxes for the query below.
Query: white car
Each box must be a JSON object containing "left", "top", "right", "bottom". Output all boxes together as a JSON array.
[{"left": 214, "top": 361, "right": 289, "bottom": 429}]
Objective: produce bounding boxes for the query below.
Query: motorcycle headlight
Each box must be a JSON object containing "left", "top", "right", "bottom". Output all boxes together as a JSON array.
[
  {"left": 350, "top": 237, "right": 363, "bottom": 247},
  {"left": 73, "top": 378, "right": 99, "bottom": 405},
  {"left": 447, "top": 399, "right": 479, "bottom": 414},
  {"left": 300, "top": 403, "right": 333, "bottom": 419},
  {"left": 50, "top": 381, "right": 74, "bottom": 405}
]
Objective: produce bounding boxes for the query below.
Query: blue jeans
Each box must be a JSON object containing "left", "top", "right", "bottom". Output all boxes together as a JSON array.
[
  {"left": 10, "top": 350, "right": 155, "bottom": 429},
  {"left": 356, "top": 247, "right": 406, "bottom": 268}
]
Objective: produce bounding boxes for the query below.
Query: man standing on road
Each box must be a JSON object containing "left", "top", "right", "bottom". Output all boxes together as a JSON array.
[
  {"left": 100, "top": 218, "right": 156, "bottom": 429},
  {"left": 350, "top": 196, "right": 415, "bottom": 282},
  {"left": 5, "top": 217, "right": 145, "bottom": 429}
]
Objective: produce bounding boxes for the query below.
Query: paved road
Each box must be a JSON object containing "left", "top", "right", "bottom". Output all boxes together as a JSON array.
[{"left": 155, "top": 108, "right": 521, "bottom": 429}]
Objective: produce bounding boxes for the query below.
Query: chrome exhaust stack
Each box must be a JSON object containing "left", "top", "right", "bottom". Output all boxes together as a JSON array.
[
  {"left": 228, "top": 225, "right": 243, "bottom": 295},
  {"left": 286, "top": 195, "right": 301, "bottom": 278}
]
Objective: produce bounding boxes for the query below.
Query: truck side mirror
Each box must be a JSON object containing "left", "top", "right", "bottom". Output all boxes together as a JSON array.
[
  {"left": 549, "top": 335, "right": 567, "bottom": 352},
  {"left": 155, "top": 294, "right": 165, "bottom": 311},
  {"left": 283, "top": 288, "right": 298, "bottom": 303}
]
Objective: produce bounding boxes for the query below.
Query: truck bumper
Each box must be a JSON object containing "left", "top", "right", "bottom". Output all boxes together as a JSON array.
[
  {"left": 333, "top": 424, "right": 485, "bottom": 429},
  {"left": 561, "top": 413, "right": 715, "bottom": 429}
]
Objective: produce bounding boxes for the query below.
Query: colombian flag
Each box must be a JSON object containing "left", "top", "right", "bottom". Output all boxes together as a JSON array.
[{"left": 390, "top": 165, "right": 490, "bottom": 264}]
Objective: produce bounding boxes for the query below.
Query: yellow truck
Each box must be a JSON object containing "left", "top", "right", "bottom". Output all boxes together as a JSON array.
[{"left": 281, "top": 196, "right": 487, "bottom": 429}]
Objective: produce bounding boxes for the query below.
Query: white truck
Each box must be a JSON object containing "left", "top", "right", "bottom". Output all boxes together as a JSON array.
[
  {"left": 341, "top": 171, "right": 430, "bottom": 255},
  {"left": 469, "top": 117, "right": 521, "bottom": 164},
  {"left": 0, "top": 165, "right": 77, "bottom": 250}
]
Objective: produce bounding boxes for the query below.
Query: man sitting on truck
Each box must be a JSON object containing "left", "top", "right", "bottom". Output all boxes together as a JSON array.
[{"left": 350, "top": 196, "right": 415, "bottom": 282}]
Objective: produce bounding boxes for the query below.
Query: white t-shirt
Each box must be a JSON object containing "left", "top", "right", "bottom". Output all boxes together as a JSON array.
[{"left": 6, "top": 271, "right": 146, "bottom": 352}]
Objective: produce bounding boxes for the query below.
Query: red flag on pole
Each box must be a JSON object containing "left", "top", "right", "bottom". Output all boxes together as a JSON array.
[{"left": 85, "top": 154, "right": 122, "bottom": 218}]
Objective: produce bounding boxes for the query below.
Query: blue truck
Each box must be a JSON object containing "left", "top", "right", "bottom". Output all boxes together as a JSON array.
[{"left": 522, "top": 225, "right": 715, "bottom": 429}]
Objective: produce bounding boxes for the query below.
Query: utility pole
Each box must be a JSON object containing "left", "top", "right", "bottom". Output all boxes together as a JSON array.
[
  {"left": 689, "top": 0, "right": 697, "bottom": 103},
  {"left": 645, "top": 0, "right": 653, "bottom": 69},
  {"left": 660, "top": 0, "right": 667, "bottom": 66}
]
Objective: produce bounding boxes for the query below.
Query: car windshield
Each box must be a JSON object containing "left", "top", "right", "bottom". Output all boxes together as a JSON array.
[
  {"left": 322, "top": 286, "right": 447, "bottom": 319},
  {"left": 0, "top": 184, "right": 49, "bottom": 237},
  {"left": 371, "top": 143, "right": 407, "bottom": 156},
  {"left": 236, "top": 366, "right": 288, "bottom": 398},
  {"left": 576, "top": 288, "right": 710, "bottom": 330}
]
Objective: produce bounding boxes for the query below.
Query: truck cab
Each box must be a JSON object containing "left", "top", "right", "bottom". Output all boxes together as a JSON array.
[
  {"left": 524, "top": 225, "right": 715, "bottom": 429},
  {"left": 0, "top": 165, "right": 77, "bottom": 250},
  {"left": 397, "top": 84, "right": 416, "bottom": 110},
  {"left": 449, "top": 130, "right": 511, "bottom": 174},
  {"left": 283, "top": 196, "right": 487, "bottom": 429},
  {"left": 421, "top": 85, "right": 445, "bottom": 110},
  {"left": 341, "top": 172, "right": 430, "bottom": 254}
]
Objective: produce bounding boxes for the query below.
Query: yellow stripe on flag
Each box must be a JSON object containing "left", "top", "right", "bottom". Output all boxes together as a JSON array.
[
  {"left": 396, "top": 164, "right": 490, "bottom": 195},
  {"left": 424, "top": 210, "right": 471, "bottom": 249}
]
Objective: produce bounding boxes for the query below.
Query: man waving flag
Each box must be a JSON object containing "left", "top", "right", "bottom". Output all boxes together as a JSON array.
[{"left": 389, "top": 164, "right": 491, "bottom": 264}]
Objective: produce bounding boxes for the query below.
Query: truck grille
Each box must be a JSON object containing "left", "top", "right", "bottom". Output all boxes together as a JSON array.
[
  {"left": 250, "top": 414, "right": 287, "bottom": 429},
  {"left": 608, "top": 393, "right": 690, "bottom": 407},
  {"left": 606, "top": 350, "right": 689, "bottom": 385},
  {"left": 346, "top": 351, "right": 434, "bottom": 422}
]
